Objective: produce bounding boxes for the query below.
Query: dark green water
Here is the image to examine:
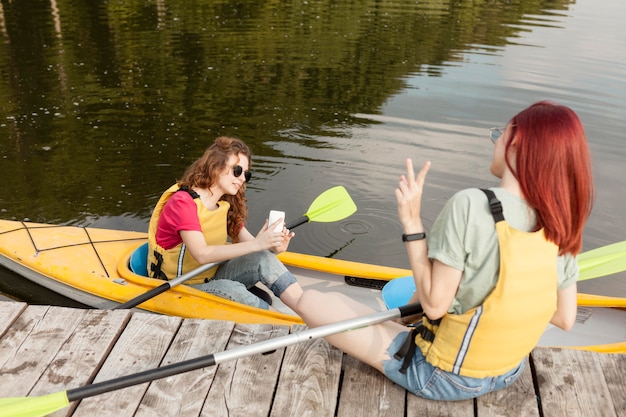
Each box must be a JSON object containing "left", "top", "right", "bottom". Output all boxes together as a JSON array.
[{"left": 1, "top": 0, "right": 625, "bottom": 302}]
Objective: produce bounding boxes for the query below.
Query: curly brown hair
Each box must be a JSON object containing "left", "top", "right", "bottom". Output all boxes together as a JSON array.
[{"left": 177, "top": 136, "right": 250, "bottom": 241}]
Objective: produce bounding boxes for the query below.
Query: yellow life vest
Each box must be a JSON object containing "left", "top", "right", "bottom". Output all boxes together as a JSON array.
[
  {"left": 147, "top": 184, "right": 229, "bottom": 284},
  {"left": 415, "top": 188, "right": 558, "bottom": 378}
]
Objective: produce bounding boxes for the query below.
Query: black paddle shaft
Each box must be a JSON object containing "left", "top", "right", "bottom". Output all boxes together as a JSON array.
[
  {"left": 113, "top": 283, "right": 171, "bottom": 310},
  {"left": 286, "top": 216, "right": 309, "bottom": 229},
  {"left": 66, "top": 355, "right": 217, "bottom": 402}
]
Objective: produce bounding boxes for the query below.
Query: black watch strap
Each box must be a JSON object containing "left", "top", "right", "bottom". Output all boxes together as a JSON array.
[{"left": 402, "top": 232, "right": 426, "bottom": 242}]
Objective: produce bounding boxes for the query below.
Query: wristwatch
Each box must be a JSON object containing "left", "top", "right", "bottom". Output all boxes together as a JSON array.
[{"left": 402, "top": 232, "right": 426, "bottom": 242}]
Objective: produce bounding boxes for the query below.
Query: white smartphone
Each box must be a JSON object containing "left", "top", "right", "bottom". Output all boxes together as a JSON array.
[{"left": 268, "top": 210, "right": 285, "bottom": 233}]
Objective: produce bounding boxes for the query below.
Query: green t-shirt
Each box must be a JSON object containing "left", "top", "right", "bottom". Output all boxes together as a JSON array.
[{"left": 427, "top": 187, "right": 578, "bottom": 315}]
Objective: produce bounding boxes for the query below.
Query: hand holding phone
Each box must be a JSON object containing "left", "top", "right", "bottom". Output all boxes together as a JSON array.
[{"left": 268, "top": 210, "right": 285, "bottom": 233}]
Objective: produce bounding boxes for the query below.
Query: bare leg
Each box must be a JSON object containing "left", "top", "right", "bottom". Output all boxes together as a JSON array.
[
  {"left": 295, "top": 289, "right": 406, "bottom": 372},
  {"left": 278, "top": 282, "right": 304, "bottom": 314}
]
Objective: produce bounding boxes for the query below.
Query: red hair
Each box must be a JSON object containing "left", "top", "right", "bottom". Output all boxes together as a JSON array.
[{"left": 505, "top": 101, "right": 594, "bottom": 255}]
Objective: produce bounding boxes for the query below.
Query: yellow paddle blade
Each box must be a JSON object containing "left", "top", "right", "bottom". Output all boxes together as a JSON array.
[
  {"left": 578, "top": 240, "right": 626, "bottom": 281},
  {"left": 305, "top": 186, "right": 357, "bottom": 223},
  {"left": 0, "top": 391, "right": 69, "bottom": 417}
]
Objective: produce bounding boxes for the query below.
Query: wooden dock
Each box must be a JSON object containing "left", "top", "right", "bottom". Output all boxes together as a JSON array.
[{"left": 0, "top": 301, "right": 624, "bottom": 417}]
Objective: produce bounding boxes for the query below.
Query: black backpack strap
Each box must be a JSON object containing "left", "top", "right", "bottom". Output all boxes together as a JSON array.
[
  {"left": 149, "top": 251, "right": 169, "bottom": 281},
  {"left": 480, "top": 188, "right": 505, "bottom": 223},
  {"left": 178, "top": 185, "right": 200, "bottom": 199},
  {"left": 394, "top": 326, "right": 419, "bottom": 374},
  {"left": 393, "top": 323, "right": 436, "bottom": 374}
]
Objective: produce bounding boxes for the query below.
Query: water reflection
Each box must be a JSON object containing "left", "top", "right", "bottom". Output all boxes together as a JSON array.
[{"left": 0, "top": 0, "right": 624, "bottom": 298}]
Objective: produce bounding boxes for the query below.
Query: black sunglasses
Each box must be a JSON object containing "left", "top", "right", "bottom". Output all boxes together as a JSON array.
[{"left": 232, "top": 165, "right": 252, "bottom": 183}]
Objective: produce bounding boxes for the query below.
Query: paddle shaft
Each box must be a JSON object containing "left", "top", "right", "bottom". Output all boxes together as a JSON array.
[
  {"left": 67, "top": 303, "right": 422, "bottom": 402},
  {"left": 113, "top": 261, "right": 221, "bottom": 310},
  {"left": 286, "top": 216, "right": 308, "bottom": 229}
]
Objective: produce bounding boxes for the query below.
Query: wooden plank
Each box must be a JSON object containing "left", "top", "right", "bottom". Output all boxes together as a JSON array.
[
  {"left": 598, "top": 353, "right": 626, "bottom": 417},
  {"left": 271, "top": 325, "right": 343, "bottom": 417},
  {"left": 0, "top": 306, "right": 87, "bottom": 397},
  {"left": 407, "top": 394, "right": 473, "bottom": 417},
  {"left": 133, "top": 319, "right": 236, "bottom": 417},
  {"left": 0, "top": 301, "right": 26, "bottom": 336},
  {"left": 477, "top": 359, "right": 540, "bottom": 417},
  {"left": 201, "top": 323, "right": 289, "bottom": 417},
  {"left": 30, "top": 309, "right": 131, "bottom": 417},
  {"left": 336, "top": 354, "right": 405, "bottom": 417},
  {"left": 533, "top": 348, "right": 616, "bottom": 417},
  {"left": 0, "top": 305, "right": 50, "bottom": 371},
  {"left": 71, "top": 312, "right": 183, "bottom": 417}
]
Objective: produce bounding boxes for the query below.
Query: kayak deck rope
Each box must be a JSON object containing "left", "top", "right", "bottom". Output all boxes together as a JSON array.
[{"left": 4, "top": 221, "right": 145, "bottom": 278}]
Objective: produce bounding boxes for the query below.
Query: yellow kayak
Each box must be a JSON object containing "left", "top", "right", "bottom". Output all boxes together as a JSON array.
[{"left": 0, "top": 219, "right": 624, "bottom": 353}]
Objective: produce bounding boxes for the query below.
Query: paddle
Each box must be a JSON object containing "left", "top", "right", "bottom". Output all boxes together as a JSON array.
[
  {"left": 578, "top": 240, "right": 626, "bottom": 281},
  {"left": 0, "top": 302, "right": 422, "bottom": 417},
  {"left": 381, "top": 240, "right": 626, "bottom": 309},
  {"left": 286, "top": 185, "right": 357, "bottom": 228},
  {"left": 114, "top": 185, "right": 357, "bottom": 310}
]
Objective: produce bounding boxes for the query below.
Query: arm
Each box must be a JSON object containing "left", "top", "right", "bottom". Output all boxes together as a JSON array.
[
  {"left": 401, "top": 260, "right": 461, "bottom": 322},
  {"left": 550, "top": 283, "right": 577, "bottom": 330},
  {"left": 181, "top": 218, "right": 288, "bottom": 264},
  {"left": 395, "top": 159, "right": 461, "bottom": 319}
]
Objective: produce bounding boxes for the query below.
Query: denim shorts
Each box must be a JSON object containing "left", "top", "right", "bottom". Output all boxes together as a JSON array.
[{"left": 382, "top": 331, "right": 525, "bottom": 401}]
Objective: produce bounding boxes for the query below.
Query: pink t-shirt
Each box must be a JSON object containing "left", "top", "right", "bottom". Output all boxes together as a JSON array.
[{"left": 155, "top": 192, "right": 202, "bottom": 249}]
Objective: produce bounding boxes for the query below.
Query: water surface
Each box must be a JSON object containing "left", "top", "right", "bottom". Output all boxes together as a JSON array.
[{"left": 0, "top": 0, "right": 625, "bottom": 300}]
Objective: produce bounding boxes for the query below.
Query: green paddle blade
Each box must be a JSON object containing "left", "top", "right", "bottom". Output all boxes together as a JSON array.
[
  {"left": 578, "top": 240, "right": 626, "bottom": 281},
  {"left": 0, "top": 391, "right": 69, "bottom": 417},
  {"left": 305, "top": 186, "right": 357, "bottom": 223}
]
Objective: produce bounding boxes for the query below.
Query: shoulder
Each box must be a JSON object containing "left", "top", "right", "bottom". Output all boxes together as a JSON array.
[
  {"left": 169, "top": 189, "right": 197, "bottom": 203},
  {"left": 163, "top": 190, "right": 198, "bottom": 213},
  {"left": 558, "top": 253, "right": 579, "bottom": 289},
  {"left": 452, "top": 188, "right": 490, "bottom": 202},
  {"left": 452, "top": 187, "right": 530, "bottom": 217},
  {"left": 440, "top": 188, "right": 490, "bottom": 216}
]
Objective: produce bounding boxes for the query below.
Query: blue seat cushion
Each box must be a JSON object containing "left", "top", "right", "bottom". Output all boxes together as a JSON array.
[
  {"left": 130, "top": 242, "right": 149, "bottom": 277},
  {"left": 381, "top": 276, "right": 415, "bottom": 309}
]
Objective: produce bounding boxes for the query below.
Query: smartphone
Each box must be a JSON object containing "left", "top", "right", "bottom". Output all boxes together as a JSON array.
[{"left": 268, "top": 210, "right": 285, "bottom": 233}]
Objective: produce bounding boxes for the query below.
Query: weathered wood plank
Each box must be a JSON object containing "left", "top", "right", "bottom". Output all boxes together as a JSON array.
[
  {"left": 335, "top": 354, "right": 405, "bottom": 417},
  {"left": 477, "top": 359, "right": 539, "bottom": 417},
  {"left": 271, "top": 325, "right": 343, "bottom": 417},
  {"left": 0, "top": 300, "right": 26, "bottom": 336},
  {"left": 201, "top": 323, "right": 289, "bottom": 417},
  {"left": 71, "top": 312, "right": 183, "bottom": 417},
  {"left": 30, "top": 308, "right": 131, "bottom": 417},
  {"left": 0, "top": 306, "right": 87, "bottom": 397},
  {"left": 133, "top": 319, "right": 236, "bottom": 417},
  {"left": 1, "top": 302, "right": 624, "bottom": 417},
  {"left": 598, "top": 353, "right": 626, "bottom": 417},
  {"left": 533, "top": 348, "right": 616, "bottom": 417},
  {"left": 406, "top": 394, "right": 473, "bottom": 417},
  {"left": 0, "top": 305, "right": 50, "bottom": 372}
]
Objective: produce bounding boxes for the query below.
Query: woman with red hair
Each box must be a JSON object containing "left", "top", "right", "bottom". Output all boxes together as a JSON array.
[{"left": 296, "top": 101, "right": 594, "bottom": 401}]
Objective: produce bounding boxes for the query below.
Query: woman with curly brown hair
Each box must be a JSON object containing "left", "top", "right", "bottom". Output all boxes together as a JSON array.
[{"left": 147, "top": 136, "right": 303, "bottom": 311}]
